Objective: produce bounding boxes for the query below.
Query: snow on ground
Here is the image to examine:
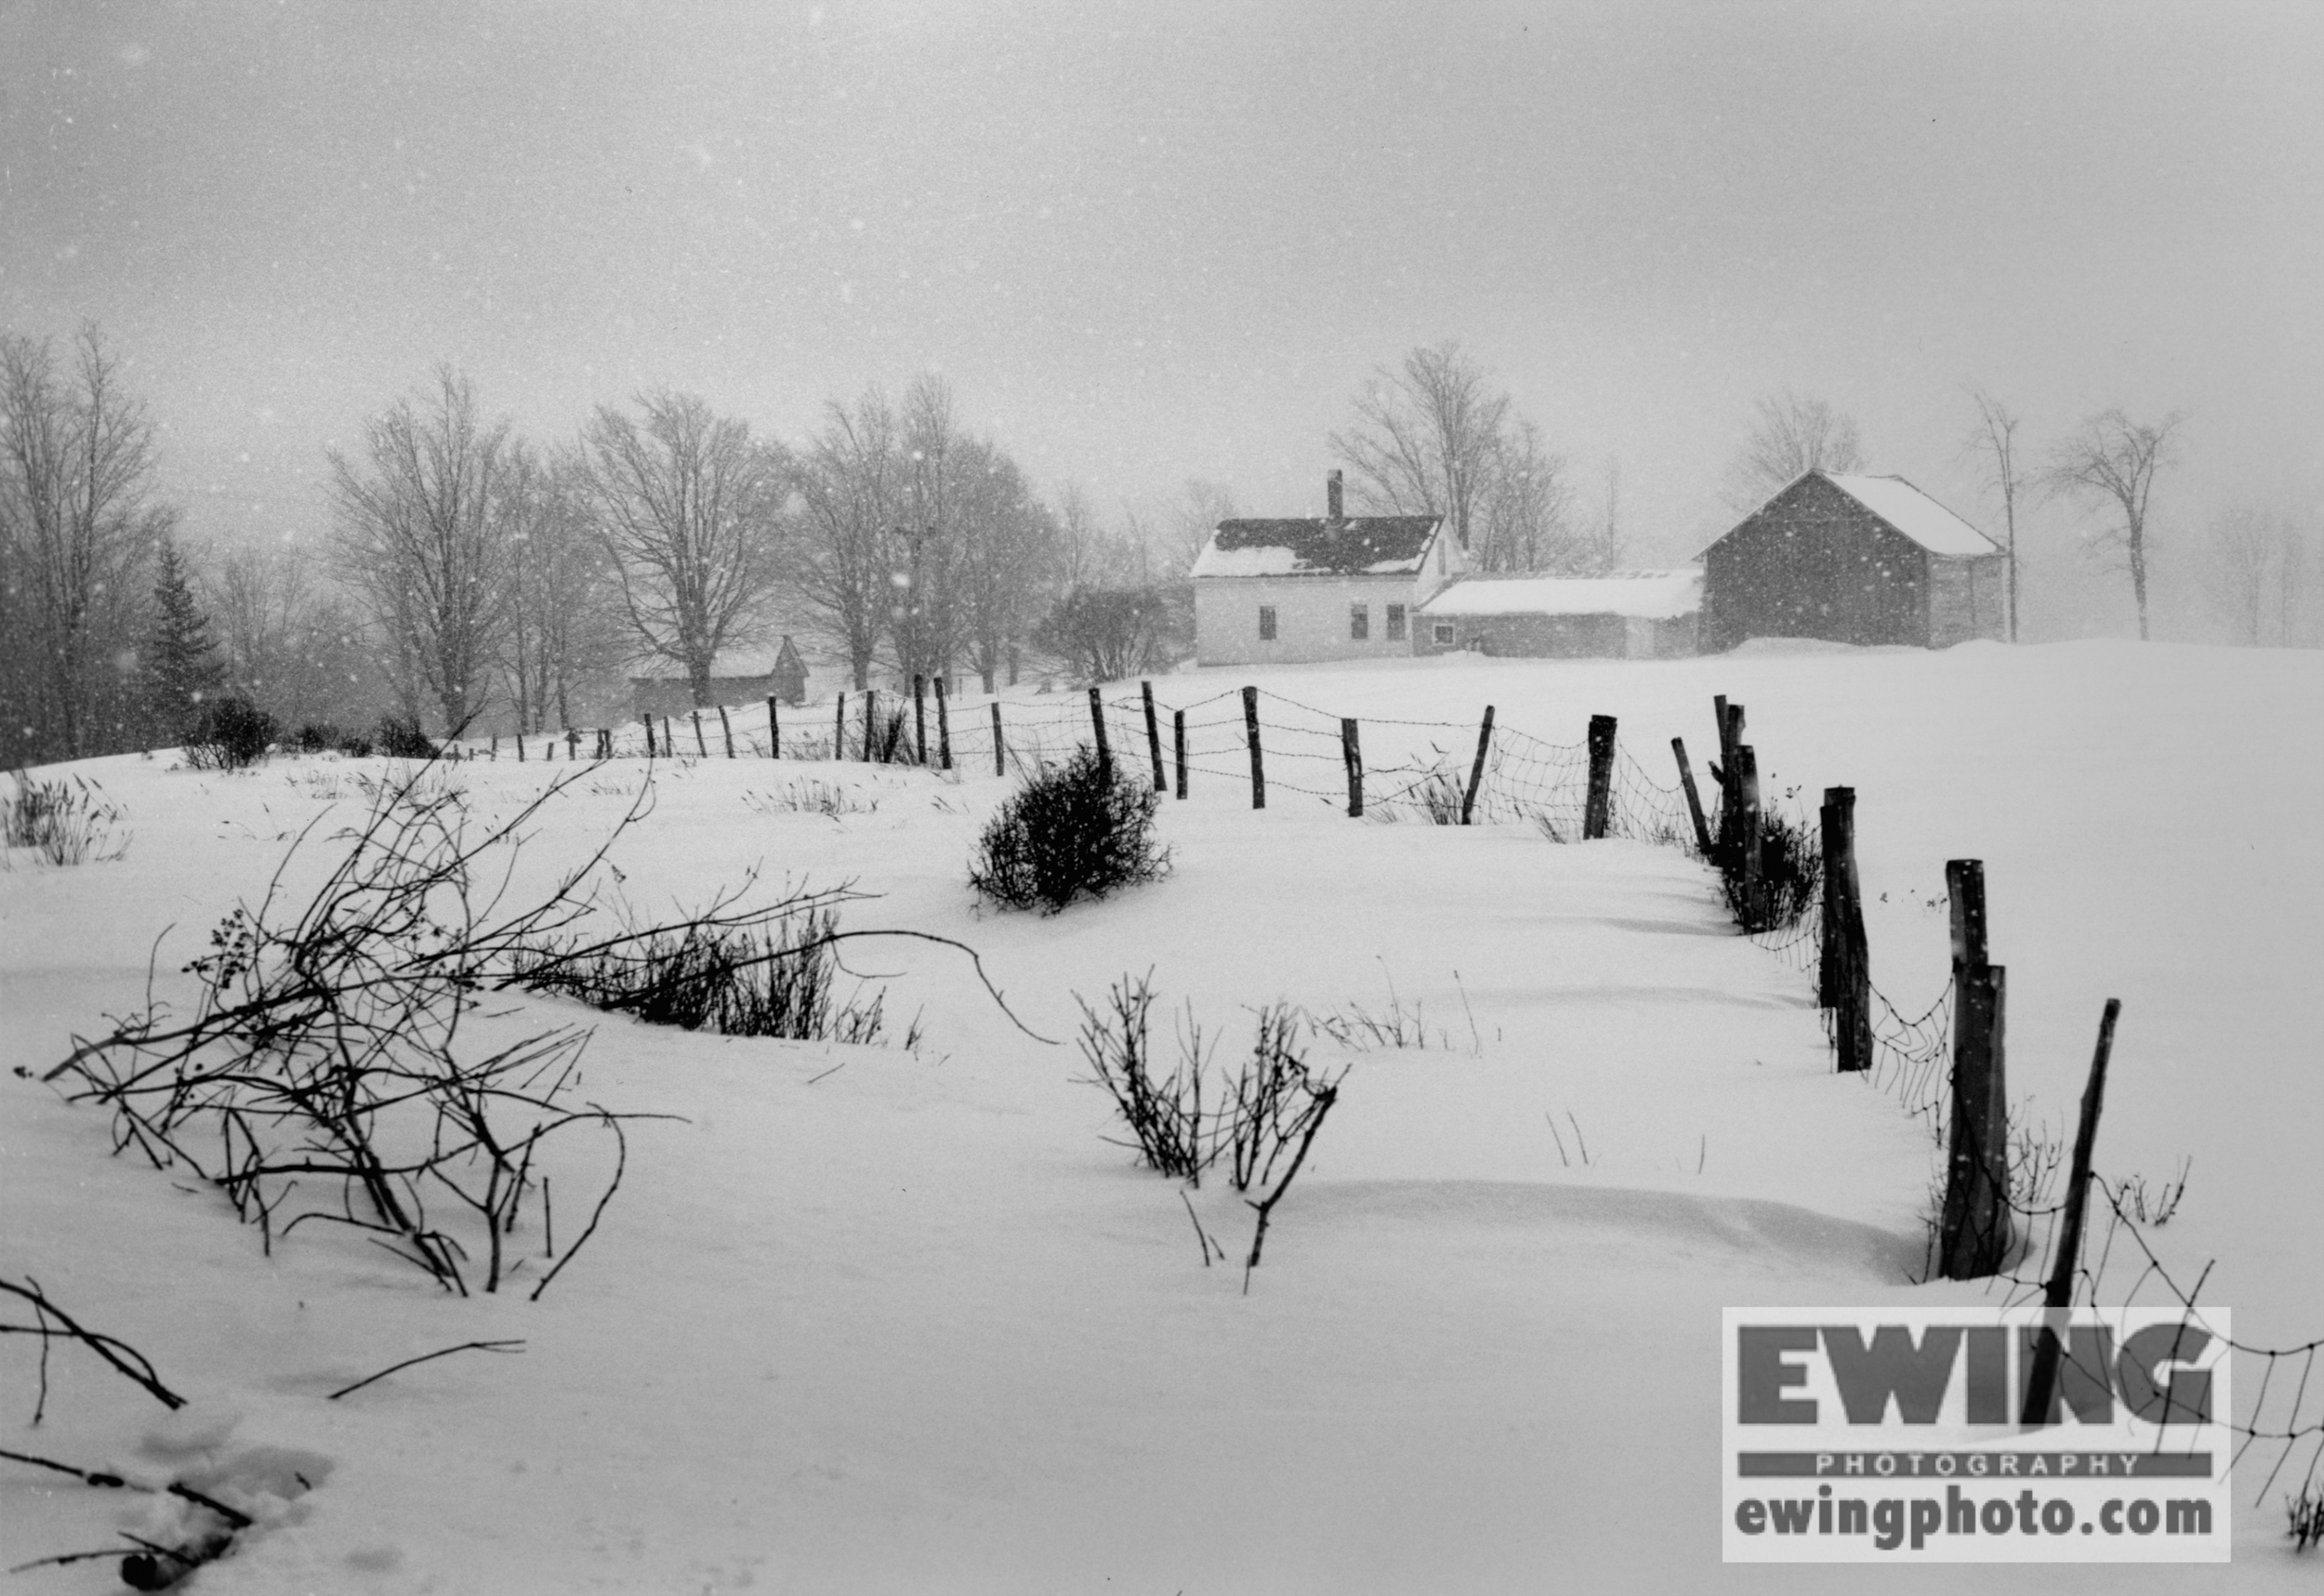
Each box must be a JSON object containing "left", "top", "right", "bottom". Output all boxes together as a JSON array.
[{"left": 2, "top": 640, "right": 2317, "bottom": 1592}]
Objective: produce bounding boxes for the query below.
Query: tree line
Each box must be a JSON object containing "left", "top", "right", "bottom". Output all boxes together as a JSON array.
[{"left": 0, "top": 329, "right": 1626, "bottom": 766}]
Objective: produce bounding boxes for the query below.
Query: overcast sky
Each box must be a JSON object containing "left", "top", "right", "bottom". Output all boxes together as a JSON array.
[{"left": 3, "top": 0, "right": 2317, "bottom": 570}]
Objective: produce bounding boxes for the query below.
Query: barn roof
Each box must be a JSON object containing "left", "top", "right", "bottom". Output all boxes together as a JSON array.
[
  {"left": 1192, "top": 515, "right": 1444, "bottom": 578},
  {"left": 1419, "top": 568, "right": 1703, "bottom": 621},
  {"left": 1812, "top": 472, "right": 2000, "bottom": 558},
  {"left": 627, "top": 650, "right": 783, "bottom": 682}
]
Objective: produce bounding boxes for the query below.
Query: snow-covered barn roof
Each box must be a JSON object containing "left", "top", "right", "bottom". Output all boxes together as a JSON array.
[
  {"left": 1418, "top": 568, "right": 1703, "bottom": 620},
  {"left": 1192, "top": 515, "right": 1445, "bottom": 578},
  {"left": 1782, "top": 472, "right": 2000, "bottom": 558}
]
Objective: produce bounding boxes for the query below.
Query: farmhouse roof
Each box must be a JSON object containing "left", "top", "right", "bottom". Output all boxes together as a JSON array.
[
  {"left": 1737, "top": 471, "right": 2000, "bottom": 559},
  {"left": 1418, "top": 568, "right": 1703, "bottom": 621},
  {"left": 1192, "top": 514, "right": 1445, "bottom": 578}
]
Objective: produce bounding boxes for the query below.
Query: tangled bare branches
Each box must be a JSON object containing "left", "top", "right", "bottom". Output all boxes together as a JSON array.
[{"left": 41, "top": 762, "right": 668, "bottom": 1297}]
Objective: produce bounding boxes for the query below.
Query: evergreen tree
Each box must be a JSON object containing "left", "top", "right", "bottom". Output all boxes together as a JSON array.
[{"left": 145, "top": 538, "right": 224, "bottom": 740}]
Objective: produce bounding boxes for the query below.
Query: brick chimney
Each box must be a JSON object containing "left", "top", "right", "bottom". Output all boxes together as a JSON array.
[{"left": 1327, "top": 468, "right": 1343, "bottom": 520}]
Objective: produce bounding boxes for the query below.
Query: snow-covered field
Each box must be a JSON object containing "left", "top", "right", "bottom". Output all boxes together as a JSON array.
[{"left": 3, "top": 640, "right": 2318, "bottom": 1593}]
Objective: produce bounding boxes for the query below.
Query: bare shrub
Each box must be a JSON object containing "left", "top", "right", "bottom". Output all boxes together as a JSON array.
[
  {"left": 1727, "top": 805, "right": 1822, "bottom": 933},
  {"left": 44, "top": 765, "right": 664, "bottom": 1297},
  {"left": 2, "top": 772, "right": 128, "bottom": 865},
  {"left": 969, "top": 746, "right": 1169, "bottom": 914},
  {"left": 1076, "top": 973, "right": 1209, "bottom": 1180},
  {"left": 2110, "top": 1157, "right": 2192, "bottom": 1227},
  {"left": 1374, "top": 759, "right": 1466, "bottom": 824},
  {"left": 182, "top": 695, "right": 278, "bottom": 772},
  {"left": 743, "top": 779, "right": 878, "bottom": 818},
  {"left": 2291, "top": 1477, "right": 2324, "bottom": 1552},
  {"left": 1073, "top": 976, "right": 1345, "bottom": 1281},
  {"left": 512, "top": 904, "right": 892, "bottom": 1045}
]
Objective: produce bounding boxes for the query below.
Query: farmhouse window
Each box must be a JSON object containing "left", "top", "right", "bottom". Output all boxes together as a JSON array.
[
  {"left": 1350, "top": 604, "right": 1369, "bottom": 640},
  {"left": 1433, "top": 622, "right": 1455, "bottom": 646},
  {"left": 1258, "top": 605, "right": 1277, "bottom": 640},
  {"left": 1386, "top": 603, "right": 1406, "bottom": 640}
]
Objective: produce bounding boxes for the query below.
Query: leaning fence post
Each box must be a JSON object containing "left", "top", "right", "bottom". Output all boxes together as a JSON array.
[
  {"left": 1087, "top": 685, "right": 1112, "bottom": 777},
  {"left": 1583, "top": 714, "right": 1617, "bottom": 839},
  {"left": 1732, "top": 744, "right": 1763, "bottom": 924},
  {"left": 990, "top": 700, "right": 1006, "bottom": 776},
  {"left": 718, "top": 705, "right": 734, "bottom": 758},
  {"left": 1341, "top": 718, "right": 1364, "bottom": 818},
  {"left": 689, "top": 711, "right": 706, "bottom": 758},
  {"left": 1460, "top": 705, "right": 1496, "bottom": 824},
  {"left": 1242, "top": 686, "right": 1265, "bottom": 810},
  {"left": 1672, "top": 737, "right": 1714, "bottom": 856},
  {"left": 1142, "top": 681, "right": 1165, "bottom": 790},
  {"left": 862, "top": 689, "right": 877, "bottom": 762},
  {"left": 2021, "top": 998, "right": 2120, "bottom": 1425},
  {"left": 933, "top": 678, "right": 952, "bottom": 770},
  {"left": 767, "top": 696, "right": 780, "bottom": 758},
  {"left": 1939, "top": 860, "right": 2011, "bottom": 1279},
  {"left": 1173, "top": 708, "right": 1188, "bottom": 799},
  {"left": 914, "top": 675, "right": 928, "bottom": 765}
]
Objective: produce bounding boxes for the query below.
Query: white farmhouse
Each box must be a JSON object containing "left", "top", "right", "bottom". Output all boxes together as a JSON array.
[{"left": 1191, "top": 472, "right": 1467, "bottom": 666}]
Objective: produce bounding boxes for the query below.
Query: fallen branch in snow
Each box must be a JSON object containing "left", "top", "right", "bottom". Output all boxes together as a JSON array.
[
  {"left": 327, "top": 1339, "right": 526, "bottom": 1400},
  {"left": 0, "top": 1276, "right": 185, "bottom": 1420}
]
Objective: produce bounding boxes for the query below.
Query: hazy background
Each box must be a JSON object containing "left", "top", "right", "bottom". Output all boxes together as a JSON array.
[{"left": 4, "top": 0, "right": 2317, "bottom": 637}]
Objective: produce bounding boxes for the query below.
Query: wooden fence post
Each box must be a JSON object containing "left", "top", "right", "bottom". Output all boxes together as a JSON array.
[
  {"left": 1142, "top": 681, "right": 1165, "bottom": 790},
  {"left": 1242, "top": 686, "right": 1265, "bottom": 810},
  {"left": 663, "top": 716, "right": 676, "bottom": 758},
  {"left": 933, "top": 678, "right": 951, "bottom": 770},
  {"left": 1672, "top": 737, "right": 1714, "bottom": 856},
  {"left": 1341, "top": 718, "right": 1364, "bottom": 818},
  {"left": 1460, "top": 705, "right": 1496, "bottom": 824},
  {"left": 1583, "top": 713, "right": 1617, "bottom": 839},
  {"left": 1713, "top": 697, "right": 1744, "bottom": 867},
  {"left": 690, "top": 711, "right": 706, "bottom": 758},
  {"left": 1732, "top": 744, "right": 1763, "bottom": 924},
  {"left": 644, "top": 719, "right": 656, "bottom": 758},
  {"left": 1173, "top": 708, "right": 1188, "bottom": 799},
  {"left": 1088, "top": 685, "right": 1111, "bottom": 777},
  {"left": 913, "top": 675, "right": 928, "bottom": 765},
  {"left": 516, "top": 733, "right": 526, "bottom": 762},
  {"left": 1821, "top": 787, "right": 1872, "bottom": 1071},
  {"left": 990, "top": 700, "right": 1006, "bottom": 777},
  {"left": 862, "top": 689, "right": 877, "bottom": 763},
  {"left": 767, "top": 696, "right": 780, "bottom": 759},
  {"left": 2021, "top": 999, "right": 2120, "bottom": 1425},
  {"left": 834, "top": 692, "right": 846, "bottom": 761},
  {"left": 718, "top": 705, "right": 734, "bottom": 758},
  {"left": 1939, "top": 859, "right": 2011, "bottom": 1279}
]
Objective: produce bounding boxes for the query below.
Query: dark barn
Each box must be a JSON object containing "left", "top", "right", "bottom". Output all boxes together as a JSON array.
[{"left": 1698, "top": 470, "right": 2005, "bottom": 651}]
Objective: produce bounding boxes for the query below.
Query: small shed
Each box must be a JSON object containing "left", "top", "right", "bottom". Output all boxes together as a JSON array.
[
  {"left": 628, "top": 649, "right": 794, "bottom": 724},
  {"left": 1414, "top": 569, "right": 1703, "bottom": 659},
  {"left": 1698, "top": 471, "right": 2005, "bottom": 651},
  {"left": 770, "top": 636, "right": 809, "bottom": 706}
]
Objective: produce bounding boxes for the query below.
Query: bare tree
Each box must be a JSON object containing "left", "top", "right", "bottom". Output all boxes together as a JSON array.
[
  {"left": 1161, "top": 480, "right": 1237, "bottom": 577},
  {"left": 0, "top": 323, "right": 174, "bottom": 761},
  {"left": 2196, "top": 505, "right": 2314, "bottom": 647},
  {"left": 211, "top": 542, "right": 379, "bottom": 732},
  {"left": 1960, "top": 389, "right": 2027, "bottom": 642},
  {"left": 582, "top": 391, "right": 786, "bottom": 708},
  {"left": 952, "top": 443, "right": 1056, "bottom": 694},
  {"left": 2043, "top": 409, "right": 2183, "bottom": 642},
  {"left": 1469, "top": 416, "right": 1588, "bottom": 574},
  {"left": 331, "top": 370, "right": 521, "bottom": 734},
  {"left": 1330, "top": 342, "right": 1510, "bottom": 550},
  {"left": 500, "top": 447, "right": 621, "bottom": 732},
  {"left": 1720, "top": 389, "right": 1864, "bottom": 510},
  {"left": 795, "top": 389, "right": 904, "bottom": 692},
  {"left": 883, "top": 376, "right": 971, "bottom": 687}
]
